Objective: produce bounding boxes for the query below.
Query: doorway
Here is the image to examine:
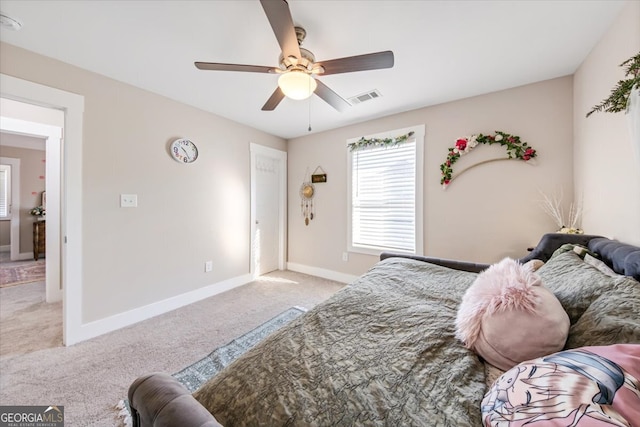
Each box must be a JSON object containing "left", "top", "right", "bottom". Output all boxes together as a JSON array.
[
  {"left": 0, "top": 109, "right": 62, "bottom": 303},
  {"left": 250, "top": 143, "right": 287, "bottom": 278},
  {"left": 1, "top": 73, "right": 84, "bottom": 345}
]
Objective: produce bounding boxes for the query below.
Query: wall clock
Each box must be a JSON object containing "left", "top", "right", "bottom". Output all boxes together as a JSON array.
[{"left": 170, "top": 138, "right": 198, "bottom": 163}]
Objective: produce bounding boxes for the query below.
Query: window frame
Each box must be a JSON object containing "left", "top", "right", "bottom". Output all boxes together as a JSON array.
[
  {"left": 346, "top": 124, "right": 424, "bottom": 256},
  {"left": 0, "top": 164, "right": 11, "bottom": 220}
]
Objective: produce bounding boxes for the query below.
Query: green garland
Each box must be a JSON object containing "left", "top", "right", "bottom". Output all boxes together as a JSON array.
[
  {"left": 440, "top": 131, "right": 537, "bottom": 187},
  {"left": 348, "top": 131, "right": 415, "bottom": 152},
  {"left": 586, "top": 52, "right": 640, "bottom": 117}
]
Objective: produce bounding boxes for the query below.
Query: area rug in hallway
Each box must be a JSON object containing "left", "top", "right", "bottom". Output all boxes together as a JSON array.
[
  {"left": 0, "top": 260, "right": 45, "bottom": 288},
  {"left": 117, "top": 306, "right": 307, "bottom": 426}
]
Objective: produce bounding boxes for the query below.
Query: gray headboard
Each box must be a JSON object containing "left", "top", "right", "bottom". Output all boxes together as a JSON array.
[
  {"left": 514, "top": 233, "right": 639, "bottom": 281},
  {"left": 588, "top": 237, "right": 640, "bottom": 281},
  {"left": 381, "top": 234, "right": 640, "bottom": 281}
]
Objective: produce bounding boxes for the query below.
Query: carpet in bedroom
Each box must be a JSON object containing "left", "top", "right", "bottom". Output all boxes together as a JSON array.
[
  {"left": 117, "top": 306, "right": 307, "bottom": 426},
  {"left": 0, "top": 269, "right": 346, "bottom": 427},
  {"left": 0, "top": 280, "right": 62, "bottom": 357},
  {"left": 173, "top": 306, "right": 306, "bottom": 392}
]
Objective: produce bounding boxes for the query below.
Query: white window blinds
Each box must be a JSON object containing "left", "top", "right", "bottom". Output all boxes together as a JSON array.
[
  {"left": 350, "top": 139, "right": 416, "bottom": 253},
  {"left": 0, "top": 165, "right": 10, "bottom": 219}
]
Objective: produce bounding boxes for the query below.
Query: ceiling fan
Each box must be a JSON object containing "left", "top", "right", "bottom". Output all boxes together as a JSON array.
[{"left": 195, "top": 0, "right": 394, "bottom": 112}]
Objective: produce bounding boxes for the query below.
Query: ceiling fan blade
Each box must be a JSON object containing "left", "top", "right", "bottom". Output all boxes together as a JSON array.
[
  {"left": 260, "top": 0, "right": 301, "bottom": 61},
  {"left": 195, "top": 62, "right": 274, "bottom": 73},
  {"left": 262, "top": 87, "right": 285, "bottom": 111},
  {"left": 314, "top": 80, "right": 350, "bottom": 112},
  {"left": 318, "top": 51, "right": 394, "bottom": 76}
]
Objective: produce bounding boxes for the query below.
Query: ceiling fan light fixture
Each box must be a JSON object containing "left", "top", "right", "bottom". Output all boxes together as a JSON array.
[
  {"left": 278, "top": 71, "right": 317, "bottom": 100},
  {"left": 196, "top": 2, "right": 393, "bottom": 112}
]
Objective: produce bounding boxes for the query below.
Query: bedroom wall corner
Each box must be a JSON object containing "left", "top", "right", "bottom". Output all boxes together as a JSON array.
[
  {"left": 287, "top": 76, "right": 574, "bottom": 274},
  {"left": 573, "top": 0, "right": 640, "bottom": 246},
  {"left": 0, "top": 42, "right": 287, "bottom": 338}
]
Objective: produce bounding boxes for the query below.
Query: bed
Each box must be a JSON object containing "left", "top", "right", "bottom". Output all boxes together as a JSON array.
[{"left": 128, "top": 233, "right": 640, "bottom": 426}]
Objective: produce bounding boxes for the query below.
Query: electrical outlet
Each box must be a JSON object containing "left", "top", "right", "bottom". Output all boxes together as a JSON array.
[
  {"left": 205, "top": 261, "right": 213, "bottom": 272},
  {"left": 342, "top": 252, "right": 349, "bottom": 262},
  {"left": 120, "top": 194, "right": 138, "bottom": 208}
]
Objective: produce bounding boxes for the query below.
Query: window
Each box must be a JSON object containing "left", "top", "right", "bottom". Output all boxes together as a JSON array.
[
  {"left": 0, "top": 164, "right": 11, "bottom": 219},
  {"left": 347, "top": 125, "right": 424, "bottom": 255}
]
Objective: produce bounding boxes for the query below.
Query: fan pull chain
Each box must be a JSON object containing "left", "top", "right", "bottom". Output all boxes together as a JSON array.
[{"left": 308, "top": 79, "right": 312, "bottom": 132}]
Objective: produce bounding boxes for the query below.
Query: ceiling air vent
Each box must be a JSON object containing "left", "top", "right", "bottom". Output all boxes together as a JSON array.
[{"left": 348, "top": 89, "right": 382, "bottom": 105}]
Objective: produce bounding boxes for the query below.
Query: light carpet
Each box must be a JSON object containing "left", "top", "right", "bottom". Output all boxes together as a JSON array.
[
  {"left": 0, "top": 281, "right": 62, "bottom": 357},
  {"left": 0, "top": 269, "right": 345, "bottom": 426},
  {"left": 173, "top": 306, "right": 306, "bottom": 392},
  {"left": 117, "top": 306, "right": 306, "bottom": 426}
]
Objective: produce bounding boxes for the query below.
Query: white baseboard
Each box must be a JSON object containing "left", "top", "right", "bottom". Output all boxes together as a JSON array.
[
  {"left": 0, "top": 245, "right": 9, "bottom": 252},
  {"left": 286, "top": 262, "right": 359, "bottom": 284},
  {"left": 71, "top": 273, "right": 253, "bottom": 344}
]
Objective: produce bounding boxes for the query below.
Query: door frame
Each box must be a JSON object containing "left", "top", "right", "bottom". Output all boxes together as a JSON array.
[
  {"left": 1, "top": 73, "right": 85, "bottom": 346},
  {"left": 249, "top": 143, "right": 287, "bottom": 279},
  {"left": 0, "top": 118, "right": 62, "bottom": 303}
]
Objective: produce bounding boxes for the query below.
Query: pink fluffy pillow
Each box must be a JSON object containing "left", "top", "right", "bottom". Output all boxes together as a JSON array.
[{"left": 455, "top": 258, "right": 569, "bottom": 370}]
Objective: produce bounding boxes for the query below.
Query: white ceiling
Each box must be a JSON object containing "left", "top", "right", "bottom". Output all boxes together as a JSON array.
[
  {"left": 1, "top": 131, "right": 46, "bottom": 151},
  {"left": 0, "top": 0, "right": 626, "bottom": 139}
]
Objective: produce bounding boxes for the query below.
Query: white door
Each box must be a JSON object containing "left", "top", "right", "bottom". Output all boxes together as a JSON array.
[{"left": 250, "top": 144, "right": 286, "bottom": 277}]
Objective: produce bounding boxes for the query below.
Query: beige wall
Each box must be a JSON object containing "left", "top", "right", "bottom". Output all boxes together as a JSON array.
[
  {"left": 0, "top": 42, "right": 286, "bottom": 322},
  {"left": 288, "top": 76, "right": 574, "bottom": 275},
  {"left": 574, "top": 1, "right": 640, "bottom": 246},
  {"left": 0, "top": 136, "right": 46, "bottom": 253},
  {"left": 1, "top": 0, "right": 636, "bottom": 331}
]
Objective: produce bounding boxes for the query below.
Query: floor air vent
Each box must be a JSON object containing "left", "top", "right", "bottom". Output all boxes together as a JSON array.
[{"left": 348, "top": 89, "right": 382, "bottom": 105}]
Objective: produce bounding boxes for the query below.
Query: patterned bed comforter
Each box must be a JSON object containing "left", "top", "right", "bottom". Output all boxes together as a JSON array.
[{"left": 193, "top": 258, "right": 487, "bottom": 426}]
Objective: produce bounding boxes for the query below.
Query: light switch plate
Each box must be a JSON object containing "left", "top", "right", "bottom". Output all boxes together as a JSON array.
[{"left": 120, "top": 194, "right": 138, "bottom": 207}]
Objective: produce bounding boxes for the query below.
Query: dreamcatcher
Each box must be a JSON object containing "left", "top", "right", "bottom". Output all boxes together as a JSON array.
[{"left": 299, "top": 181, "right": 315, "bottom": 225}]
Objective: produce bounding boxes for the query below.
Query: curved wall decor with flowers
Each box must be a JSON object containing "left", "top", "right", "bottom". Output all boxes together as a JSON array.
[{"left": 439, "top": 131, "right": 537, "bottom": 189}]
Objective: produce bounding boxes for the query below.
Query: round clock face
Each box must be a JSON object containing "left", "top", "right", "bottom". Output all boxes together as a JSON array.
[{"left": 170, "top": 138, "right": 198, "bottom": 163}]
